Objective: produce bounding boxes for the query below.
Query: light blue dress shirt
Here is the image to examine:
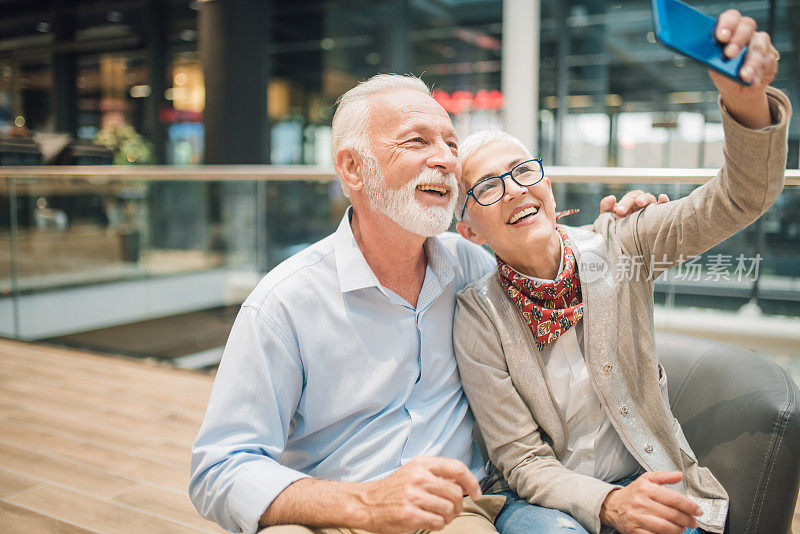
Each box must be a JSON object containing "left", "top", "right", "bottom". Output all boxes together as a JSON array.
[{"left": 190, "top": 209, "right": 495, "bottom": 533}]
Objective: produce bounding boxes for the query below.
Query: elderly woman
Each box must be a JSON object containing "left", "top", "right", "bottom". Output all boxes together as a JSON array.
[{"left": 452, "top": 13, "right": 790, "bottom": 534}]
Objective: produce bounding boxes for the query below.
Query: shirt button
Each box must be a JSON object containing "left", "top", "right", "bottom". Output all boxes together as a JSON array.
[
  {"left": 620, "top": 405, "right": 629, "bottom": 415},
  {"left": 644, "top": 443, "right": 654, "bottom": 453},
  {"left": 604, "top": 362, "right": 613, "bottom": 372}
]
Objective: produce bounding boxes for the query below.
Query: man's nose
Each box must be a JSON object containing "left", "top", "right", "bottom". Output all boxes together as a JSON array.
[{"left": 426, "top": 139, "right": 458, "bottom": 174}]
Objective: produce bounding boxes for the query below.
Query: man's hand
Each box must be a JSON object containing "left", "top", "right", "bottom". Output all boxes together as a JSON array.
[
  {"left": 711, "top": 10, "right": 779, "bottom": 129},
  {"left": 599, "top": 471, "right": 703, "bottom": 534},
  {"left": 261, "top": 456, "right": 480, "bottom": 532},
  {"left": 601, "top": 190, "right": 670, "bottom": 218},
  {"left": 357, "top": 456, "right": 482, "bottom": 533}
]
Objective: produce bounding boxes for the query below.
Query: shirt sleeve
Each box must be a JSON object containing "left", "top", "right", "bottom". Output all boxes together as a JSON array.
[{"left": 189, "top": 304, "right": 309, "bottom": 534}]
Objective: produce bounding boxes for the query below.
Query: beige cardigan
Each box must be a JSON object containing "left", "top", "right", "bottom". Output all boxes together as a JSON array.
[{"left": 453, "top": 87, "right": 791, "bottom": 534}]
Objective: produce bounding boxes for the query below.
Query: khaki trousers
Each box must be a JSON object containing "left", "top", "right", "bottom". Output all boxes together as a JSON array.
[{"left": 259, "top": 495, "right": 505, "bottom": 534}]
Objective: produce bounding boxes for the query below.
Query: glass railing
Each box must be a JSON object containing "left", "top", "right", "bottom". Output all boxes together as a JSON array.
[{"left": 2, "top": 165, "right": 799, "bottom": 380}]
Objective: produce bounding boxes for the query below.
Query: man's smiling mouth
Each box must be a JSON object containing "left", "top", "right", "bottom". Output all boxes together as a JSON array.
[
  {"left": 507, "top": 205, "right": 539, "bottom": 224},
  {"left": 417, "top": 184, "right": 449, "bottom": 196}
]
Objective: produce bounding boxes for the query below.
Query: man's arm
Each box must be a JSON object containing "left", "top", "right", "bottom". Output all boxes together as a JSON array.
[
  {"left": 455, "top": 188, "right": 670, "bottom": 285},
  {"left": 189, "top": 305, "right": 308, "bottom": 534},
  {"left": 260, "top": 456, "right": 483, "bottom": 533}
]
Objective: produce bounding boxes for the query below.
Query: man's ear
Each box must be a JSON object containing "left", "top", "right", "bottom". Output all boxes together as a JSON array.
[
  {"left": 457, "top": 219, "right": 487, "bottom": 246},
  {"left": 335, "top": 148, "right": 363, "bottom": 193}
]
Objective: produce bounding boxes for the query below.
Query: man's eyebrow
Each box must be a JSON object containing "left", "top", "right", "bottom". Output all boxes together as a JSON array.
[
  {"left": 475, "top": 157, "right": 527, "bottom": 182},
  {"left": 396, "top": 123, "right": 433, "bottom": 138},
  {"left": 395, "top": 123, "right": 457, "bottom": 142}
]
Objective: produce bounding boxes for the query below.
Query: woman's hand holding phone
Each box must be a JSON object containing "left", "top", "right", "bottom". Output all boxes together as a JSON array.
[{"left": 711, "top": 9, "right": 779, "bottom": 129}]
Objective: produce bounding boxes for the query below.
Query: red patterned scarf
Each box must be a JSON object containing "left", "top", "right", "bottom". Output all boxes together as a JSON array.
[{"left": 497, "top": 225, "right": 583, "bottom": 351}]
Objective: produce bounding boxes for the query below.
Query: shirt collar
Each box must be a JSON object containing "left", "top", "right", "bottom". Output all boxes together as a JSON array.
[
  {"left": 423, "top": 232, "right": 456, "bottom": 291},
  {"left": 334, "top": 207, "right": 457, "bottom": 294},
  {"left": 334, "top": 207, "right": 381, "bottom": 293}
]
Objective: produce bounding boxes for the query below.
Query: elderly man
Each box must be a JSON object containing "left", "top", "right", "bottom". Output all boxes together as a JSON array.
[
  {"left": 189, "top": 73, "right": 659, "bottom": 534},
  {"left": 452, "top": 11, "right": 788, "bottom": 534}
]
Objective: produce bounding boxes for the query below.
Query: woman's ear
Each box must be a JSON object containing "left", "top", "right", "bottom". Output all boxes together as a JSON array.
[
  {"left": 544, "top": 177, "right": 555, "bottom": 208},
  {"left": 457, "top": 219, "right": 487, "bottom": 246},
  {"left": 335, "top": 148, "right": 363, "bottom": 193}
]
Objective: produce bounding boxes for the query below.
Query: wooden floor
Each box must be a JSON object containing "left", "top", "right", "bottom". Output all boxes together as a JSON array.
[
  {"left": 0, "top": 338, "right": 798, "bottom": 533},
  {"left": 0, "top": 338, "right": 227, "bottom": 533}
]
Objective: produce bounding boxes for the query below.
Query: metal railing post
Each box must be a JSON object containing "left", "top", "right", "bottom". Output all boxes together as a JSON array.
[{"left": 8, "top": 177, "right": 21, "bottom": 339}]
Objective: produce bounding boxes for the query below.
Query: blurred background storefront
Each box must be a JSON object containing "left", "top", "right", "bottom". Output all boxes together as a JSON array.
[
  {"left": 1, "top": 0, "right": 799, "bottom": 376},
  {"left": 2, "top": 0, "right": 795, "bottom": 168}
]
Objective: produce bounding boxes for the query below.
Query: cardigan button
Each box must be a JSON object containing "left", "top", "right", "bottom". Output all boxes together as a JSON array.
[
  {"left": 604, "top": 363, "right": 613, "bottom": 372},
  {"left": 620, "top": 405, "right": 629, "bottom": 415},
  {"left": 644, "top": 443, "right": 654, "bottom": 453}
]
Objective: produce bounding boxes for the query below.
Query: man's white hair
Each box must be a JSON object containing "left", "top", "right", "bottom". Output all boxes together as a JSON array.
[
  {"left": 331, "top": 74, "right": 431, "bottom": 197},
  {"left": 455, "top": 130, "right": 532, "bottom": 221}
]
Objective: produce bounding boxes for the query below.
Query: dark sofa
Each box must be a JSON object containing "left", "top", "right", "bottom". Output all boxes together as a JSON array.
[{"left": 657, "top": 332, "right": 800, "bottom": 534}]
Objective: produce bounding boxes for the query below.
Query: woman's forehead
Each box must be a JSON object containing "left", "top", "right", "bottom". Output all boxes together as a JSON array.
[{"left": 463, "top": 141, "right": 529, "bottom": 186}]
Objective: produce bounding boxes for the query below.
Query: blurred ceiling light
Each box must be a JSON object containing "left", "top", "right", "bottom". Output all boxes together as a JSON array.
[
  {"left": 36, "top": 22, "right": 51, "bottom": 33},
  {"left": 673, "top": 56, "right": 687, "bottom": 68},
  {"left": 320, "top": 38, "right": 334, "bottom": 50},
  {"left": 14, "top": 116, "right": 25, "bottom": 127},
  {"left": 107, "top": 11, "right": 123, "bottom": 23},
  {"left": 453, "top": 28, "right": 501, "bottom": 51},
  {"left": 568, "top": 95, "right": 594, "bottom": 108},
  {"left": 171, "top": 62, "right": 204, "bottom": 112},
  {"left": 164, "top": 88, "right": 174, "bottom": 100},
  {"left": 646, "top": 31, "right": 656, "bottom": 44},
  {"left": 669, "top": 91, "right": 704, "bottom": 104},
  {"left": 130, "top": 85, "right": 151, "bottom": 98},
  {"left": 180, "top": 29, "right": 197, "bottom": 42},
  {"left": 268, "top": 79, "right": 290, "bottom": 120}
]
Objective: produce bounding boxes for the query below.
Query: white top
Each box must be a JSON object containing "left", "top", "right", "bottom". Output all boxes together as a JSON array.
[{"left": 526, "top": 234, "right": 640, "bottom": 483}]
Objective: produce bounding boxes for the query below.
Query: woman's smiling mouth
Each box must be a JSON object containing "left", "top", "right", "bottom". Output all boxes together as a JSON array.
[{"left": 507, "top": 204, "right": 540, "bottom": 225}]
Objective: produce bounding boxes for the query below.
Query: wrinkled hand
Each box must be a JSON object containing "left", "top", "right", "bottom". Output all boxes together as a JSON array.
[
  {"left": 599, "top": 471, "right": 703, "bottom": 534},
  {"left": 710, "top": 10, "right": 778, "bottom": 129},
  {"left": 600, "top": 190, "right": 670, "bottom": 218},
  {"left": 357, "top": 456, "right": 482, "bottom": 533}
]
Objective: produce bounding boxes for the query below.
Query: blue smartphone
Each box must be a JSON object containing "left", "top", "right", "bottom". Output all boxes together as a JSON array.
[{"left": 651, "top": 0, "right": 751, "bottom": 85}]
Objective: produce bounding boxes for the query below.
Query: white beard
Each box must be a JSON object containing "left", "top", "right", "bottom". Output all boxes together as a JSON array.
[{"left": 361, "top": 153, "right": 458, "bottom": 238}]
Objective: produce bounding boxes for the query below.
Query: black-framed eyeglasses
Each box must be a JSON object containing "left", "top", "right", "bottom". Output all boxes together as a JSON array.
[{"left": 460, "top": 158, "right": 545, "bottom": 219}]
